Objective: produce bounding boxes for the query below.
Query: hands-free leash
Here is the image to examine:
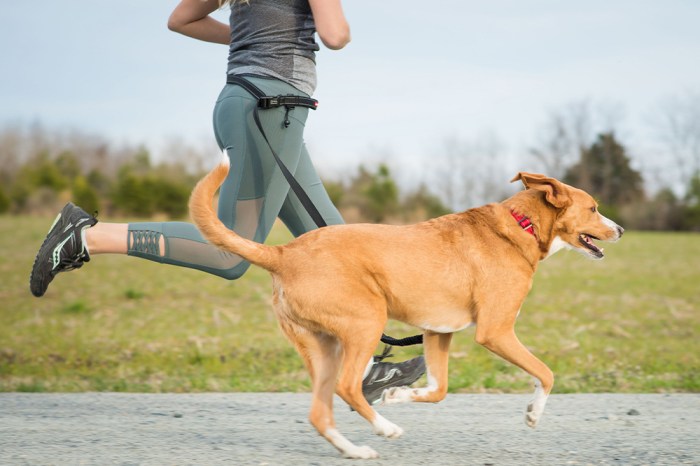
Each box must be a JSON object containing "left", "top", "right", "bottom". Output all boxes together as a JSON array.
[{"left": 226, "top": 74, "right": 423, "bottom": 347}]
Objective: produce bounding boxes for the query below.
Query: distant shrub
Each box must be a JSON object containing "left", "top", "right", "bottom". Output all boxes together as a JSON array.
[
  {"left": 72, "top": 175, "right": 100, "bottom": 215},
  {"left": 0, "top": 184, "right": 9, "bottom": 213}
]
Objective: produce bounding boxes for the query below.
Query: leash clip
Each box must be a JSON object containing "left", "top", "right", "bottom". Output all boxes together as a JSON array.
[{"left": 258, "top": 96, "right": 280, "bottom": 109}]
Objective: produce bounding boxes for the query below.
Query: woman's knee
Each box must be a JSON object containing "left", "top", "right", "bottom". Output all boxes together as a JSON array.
[{"left": 216, "top": 260, "right": 252, "bottom": 280}]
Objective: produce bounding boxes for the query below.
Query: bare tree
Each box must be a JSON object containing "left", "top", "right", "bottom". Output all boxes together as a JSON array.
[
  {"left": 653, "top": 91, "right": 700, "bottom": 195},
  {"left": 529, "top": 99, "right": 626, "bottom": 179},
  {"left": 434, "top": 135, "right": 469, "bottom": 210},
  {"left": 431, "top": 131, "right": 509, "bottom": 212},
  {"left": 158, "top": 135, "right": 213, "bottom": 175},
  {"left": 0, "top": 123, "right": 23, "bottom": 184},
  {"left": 473, "top": 131, "right": 512, "bottom": 205}
]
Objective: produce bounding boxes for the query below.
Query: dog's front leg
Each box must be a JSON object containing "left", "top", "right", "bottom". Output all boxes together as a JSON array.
[
  {"left": 475, "top": 326, "right": 553, "bottom": 428},
  {"left": 383, "top": 331, "right": 452, "bottom": 405}
]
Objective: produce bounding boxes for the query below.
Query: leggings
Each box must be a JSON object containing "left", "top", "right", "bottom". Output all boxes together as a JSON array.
[{"left": 126, "top": 76, "right": 344, "bottom": 279}]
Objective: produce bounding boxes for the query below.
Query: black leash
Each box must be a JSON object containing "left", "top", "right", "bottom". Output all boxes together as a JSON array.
[
  {"left": 227, "top": 75, "right": 327, "bottom": 229},
  {"left": 226, "top": 74, "right": 423, "bottom": 347}
]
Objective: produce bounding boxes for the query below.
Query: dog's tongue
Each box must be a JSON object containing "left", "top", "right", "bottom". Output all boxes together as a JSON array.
[{"left": 581, "top": 234, "right": 603, "bottom": 254}]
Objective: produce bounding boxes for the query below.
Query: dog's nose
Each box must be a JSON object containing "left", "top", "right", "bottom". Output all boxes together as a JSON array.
[{"left": 617, "top": 225, "right": 625, "bottom": 237}]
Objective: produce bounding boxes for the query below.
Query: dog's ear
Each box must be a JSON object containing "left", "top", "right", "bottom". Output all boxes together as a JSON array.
[{"left": 511, "top": 172, "right": 572, "bottom": 208}]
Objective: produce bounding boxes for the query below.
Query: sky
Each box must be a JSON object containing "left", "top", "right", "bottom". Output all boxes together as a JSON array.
[{"left": 2, "top": 0, "right": 700, "bottom": 190}]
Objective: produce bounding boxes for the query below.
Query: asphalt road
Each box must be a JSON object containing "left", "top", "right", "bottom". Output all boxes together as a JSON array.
[{"left": 1, "top": 393, "right": 698, "bottom": 465}]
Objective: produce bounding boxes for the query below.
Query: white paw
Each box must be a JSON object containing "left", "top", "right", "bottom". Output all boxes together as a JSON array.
[
  {"left": 525, "top": 392, "right": 547, "bottom": 429},
  {"left": 381, "top": 386, "right": 413, "bottom": 405},
  {"left": 372, "top": 413, "right": 404, "bottom": 439},
  {"left": 525, "top": 386, "right": 548, "bottom": 428},
  {"left": 343, "top": 445, "right": 379, "bottom": 459},
  {"left": 525, "top": 402, "right": 540, "bottom": 428}
]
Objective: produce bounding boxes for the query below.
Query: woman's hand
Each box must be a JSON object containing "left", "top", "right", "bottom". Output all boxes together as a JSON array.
[
  {"left": 309, "top": 0, "right": 351, "bottom": 50},
  {"left": 168, "top": 0, "right": 230, "bottom": 45}
]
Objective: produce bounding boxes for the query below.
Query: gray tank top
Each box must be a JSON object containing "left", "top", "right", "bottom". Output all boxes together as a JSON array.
[{"left": 227, "top": 0, "right": 319, "bottom": 96}]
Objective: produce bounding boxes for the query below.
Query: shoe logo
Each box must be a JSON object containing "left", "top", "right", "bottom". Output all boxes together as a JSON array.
[
  {"left": 369, "top": 368, "right": 402, "bottom": 385},
  {"left": 52, "top": 233, "right": 74, "bottom": 269}
]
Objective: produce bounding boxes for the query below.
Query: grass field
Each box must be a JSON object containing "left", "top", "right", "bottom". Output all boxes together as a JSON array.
[{"left": 1, "top": 215, "right": 698, "bottom": 393}]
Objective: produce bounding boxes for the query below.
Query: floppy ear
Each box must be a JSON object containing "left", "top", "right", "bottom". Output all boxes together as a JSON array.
[{"left": 511, "top": 172, "right": 572, "bottom": 208}]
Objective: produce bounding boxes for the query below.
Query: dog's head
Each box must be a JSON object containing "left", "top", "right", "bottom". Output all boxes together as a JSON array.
[{"left": 511, "top": 172, "right": 624, "bottom": 260}]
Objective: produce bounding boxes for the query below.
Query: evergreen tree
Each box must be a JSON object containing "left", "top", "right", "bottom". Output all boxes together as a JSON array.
[
  {"left": 0, "top": 184, "right": 9, "bottom": 213},
  {"left": 402, "top": 184, "right": 451, "bottom": 221},
  {"left": 111, "top": 166, "right": 154, "bottom": 217},
  {"left": 55, "top": 151, "right": 81, "bottom": 181},
  {"left": 72, "top": 175, "right": 100, "bottom": 215},
  {"left": 682, "top": 171, "right": 700, "bottom": 230},
  {"left": 362, "top": 164, "right": 399, "bottom": 222},
  {"left": 149, "top": 177, "right": 190, "bottom": 218},
  {"left": 564, "top": 132, "right": 645, "bottom": 207}
]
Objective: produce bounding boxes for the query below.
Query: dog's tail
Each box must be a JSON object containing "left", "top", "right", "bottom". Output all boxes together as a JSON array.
[{"left": 189, "top": 150, "right": 282, "bottom": 273}]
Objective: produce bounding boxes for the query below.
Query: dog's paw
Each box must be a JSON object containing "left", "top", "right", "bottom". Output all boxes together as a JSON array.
[
  {"left": 372, "top": 413, "right": 404, "bottom": 439},
  {"left": 525, "top": 402, "right": 542, "bottom": 428},
  {"left": 343, "top": 445, "right": 379, "bottom": 459},
  {"left": 525, "top": 385, "right": 549, "bottom": 428},
  {"left": 381, "top": 386, "right": 413, "bottom": 405}
]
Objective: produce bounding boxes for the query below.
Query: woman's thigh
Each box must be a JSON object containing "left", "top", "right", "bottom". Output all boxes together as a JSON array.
[{"left": 278, "top": 142, "right": 344, "bottom": 237}]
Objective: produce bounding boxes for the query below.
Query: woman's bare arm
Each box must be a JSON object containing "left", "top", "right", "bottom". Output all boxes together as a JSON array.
[
  {"left": 308, "top": 0, "right": 351, "bottom": 50},
  {"left": 168, "top": 0, "right": 230, "bottom": 45}
]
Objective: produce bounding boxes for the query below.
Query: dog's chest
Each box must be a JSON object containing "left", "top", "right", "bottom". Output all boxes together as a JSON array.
[
  {"left": 407, "top": 307, "right": 474, "bottom": 334},
  {"left": 420, "top": 320, "right": 475, "bottom": 333}
]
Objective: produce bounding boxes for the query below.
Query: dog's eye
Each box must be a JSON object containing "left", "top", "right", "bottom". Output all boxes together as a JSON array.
[{"left": 591, "top": 206, "right": 597, "bottom": 213}]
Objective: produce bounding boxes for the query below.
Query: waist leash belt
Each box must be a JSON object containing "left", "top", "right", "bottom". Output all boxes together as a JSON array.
[{"left": 226, "top": 74, "right": 423, "bottom": 347}]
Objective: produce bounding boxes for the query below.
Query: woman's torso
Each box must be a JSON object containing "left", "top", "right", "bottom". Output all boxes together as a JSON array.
[{"left": 227, "top": 0, "right": 319, "bottom": 96}]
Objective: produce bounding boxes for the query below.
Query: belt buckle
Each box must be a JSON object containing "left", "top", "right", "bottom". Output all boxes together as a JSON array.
[{"left": 258, "top": 96, "right": 279, "bottom": 109}]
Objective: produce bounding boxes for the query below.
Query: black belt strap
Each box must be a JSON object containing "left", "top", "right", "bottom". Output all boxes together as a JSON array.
[
  {"left": 226, "top": 74, "right": 423, "bottom": 347},
  {"left": 227, "top": 75, "right": 326, "bottom": 228},
  {"left": 227, "top": 74, "right": 319, "bottom": 110}
]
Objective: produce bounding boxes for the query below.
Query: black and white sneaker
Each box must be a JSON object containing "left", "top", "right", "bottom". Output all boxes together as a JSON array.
[
  {"left": 362, "top": 346, "right": 426, "bottom": 405},
  {"left": 29, "top": 202, "right": 98, "bottom": 297}
]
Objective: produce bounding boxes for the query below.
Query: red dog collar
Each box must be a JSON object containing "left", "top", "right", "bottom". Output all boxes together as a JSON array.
[{"left": 511, "top": 211, "right": 536, "bottom": 237}]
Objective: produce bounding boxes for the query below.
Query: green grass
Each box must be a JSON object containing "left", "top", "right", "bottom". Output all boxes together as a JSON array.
[{"left": 1, "top": 215, "right": 698, "bottom": 393}]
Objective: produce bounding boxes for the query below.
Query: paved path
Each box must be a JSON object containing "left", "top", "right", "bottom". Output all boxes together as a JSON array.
[{"left": 1, "top": 393, "right": 698, "bottom": 465}]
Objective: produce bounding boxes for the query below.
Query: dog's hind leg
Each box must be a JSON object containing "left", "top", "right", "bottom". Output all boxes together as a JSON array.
[
  {"left": 383, "top": 330, "right": 452, "bottom": 404},
  {"left": 335, "top": 327, "right": 404, "bottom": 443},
  {"left": 279, "top": 321, "right": 378, "bottom": 459}
]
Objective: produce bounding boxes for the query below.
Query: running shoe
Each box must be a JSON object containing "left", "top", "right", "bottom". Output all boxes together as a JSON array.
[
  {"left": 29, "top": 202, "right": 97, "bottom": 297},
  {"left": 362, "top": 346, "right": 426, "bottom": 405}
]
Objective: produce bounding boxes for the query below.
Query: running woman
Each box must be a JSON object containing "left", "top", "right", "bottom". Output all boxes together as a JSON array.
[{"left": 29, "top": 0, "right": 424, "bottom": 404}]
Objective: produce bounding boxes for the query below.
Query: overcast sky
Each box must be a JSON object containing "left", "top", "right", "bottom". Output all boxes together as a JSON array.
[{"left": 3, "top": 1, "right": 700, "bottom": 189}]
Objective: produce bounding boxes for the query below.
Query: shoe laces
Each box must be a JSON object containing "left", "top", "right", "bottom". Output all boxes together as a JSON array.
[
  {"left": 56, "top": 253, "right": 88, "bottom": 273},
  {"left": 373, "top": 345, "right": 394, "bottom": 363}
]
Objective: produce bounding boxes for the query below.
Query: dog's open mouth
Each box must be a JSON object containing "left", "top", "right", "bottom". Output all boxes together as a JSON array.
[{"left": 579, "top": 233, "right": 604, "bottom": 257}]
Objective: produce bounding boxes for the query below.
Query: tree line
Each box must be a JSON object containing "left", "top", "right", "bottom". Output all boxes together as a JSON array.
[
  {"left": 0, "top": 123, "right": 450, "bottom": 224},
  {"left": 1, "top": 95, "right": 699, "bottom": 231}
]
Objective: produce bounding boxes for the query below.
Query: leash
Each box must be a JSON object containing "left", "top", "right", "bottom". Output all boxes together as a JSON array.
[
  {"left": 227, "top": 75, "right": 326, "bottom": 228},
  {"left": 226, "top": 74, "right": 423, "bottom": 347}
]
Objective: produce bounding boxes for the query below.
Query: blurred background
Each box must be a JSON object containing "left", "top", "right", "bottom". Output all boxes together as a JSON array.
[
  {"left": 0, "top": 1, "right": 698, "bottom": 393},
  {"left": 2, "top": 0, "right": 700, "bottom": 226}
]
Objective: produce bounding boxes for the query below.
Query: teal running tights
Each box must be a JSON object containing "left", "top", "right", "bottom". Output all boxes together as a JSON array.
[{"left": 127, "top": 76, "right": 343, "bottom": 279}]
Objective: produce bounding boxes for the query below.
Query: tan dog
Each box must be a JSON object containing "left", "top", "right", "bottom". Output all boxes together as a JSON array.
[{"left": 189, "top": 153, "right": 624, "bottom": 459}]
